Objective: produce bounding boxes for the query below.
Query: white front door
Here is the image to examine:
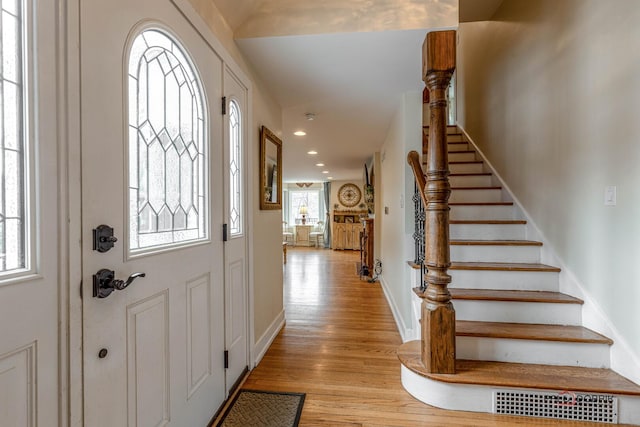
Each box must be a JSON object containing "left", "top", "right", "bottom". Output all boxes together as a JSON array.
[
  {"left": 81, "top": 1, "right": 226, "bottom": 425},
  {"left": 222, "top": 70, "right": 249, "bottom": 395},
  {"left": 0, "top": 0, "right": 60, "bottom": 424}
]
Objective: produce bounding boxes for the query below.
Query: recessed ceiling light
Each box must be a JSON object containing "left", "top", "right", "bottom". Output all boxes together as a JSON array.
[
  {"left": 322, "top": 170, "right": 329, "bottom": 174},
  {"left": 327, "top": 176, "right": 333, "bottom": 180},
  {"left": 315, "top": 163, "right": 325, "bottom": 167},
  {"left": 307, "top": 150, "right": 318, "bottom": 155},
  {"left": 294, "top": 131, "right": 306, "bottom": 136}
]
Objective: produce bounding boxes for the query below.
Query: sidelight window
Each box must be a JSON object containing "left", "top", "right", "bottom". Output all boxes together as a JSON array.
[
  {"left": 228, "top": 99, "right": 242, "bottom": 236},
  {"left": 127, "top": 28, "right": 208, "bottom": 253},
  {"left": 0, "top": 0, "right": 29, "bottom": 276}
]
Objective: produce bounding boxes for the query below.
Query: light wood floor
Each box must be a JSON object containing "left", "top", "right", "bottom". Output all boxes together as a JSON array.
[{"left": 241, "top": 247, "right": 614, "bottom": 426}]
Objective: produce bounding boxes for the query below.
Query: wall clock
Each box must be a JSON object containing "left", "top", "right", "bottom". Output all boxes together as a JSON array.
[{"left": 338, "top": 183, "right": 362, "bottom": 207}]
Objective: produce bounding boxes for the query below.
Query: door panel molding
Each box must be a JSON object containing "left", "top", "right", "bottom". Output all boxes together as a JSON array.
[
  {"left": 0, "top": 343, "right": 36, "bottom": 427},
  {"left": 126, "top": 290, "right": 171, "bottom": 427},
  {"left": 186, "top": 274, "right": 212, "bottom": 399}
]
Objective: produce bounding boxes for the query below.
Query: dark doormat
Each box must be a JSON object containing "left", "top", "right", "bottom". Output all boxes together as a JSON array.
[{"left": 215, "top": 389, "right": 305, "bottom": 427}]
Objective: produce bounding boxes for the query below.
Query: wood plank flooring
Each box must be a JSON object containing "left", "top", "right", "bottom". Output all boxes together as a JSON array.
[{"left": 240, "top": 248, "right": 617, "bottom": 426}]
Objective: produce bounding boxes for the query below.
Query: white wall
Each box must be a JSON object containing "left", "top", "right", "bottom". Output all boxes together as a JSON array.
[
  {"left": 457, "top": 0, "right": 640, "bottom": 379},
  {"left": 379, "top": 91, "right": 422, "bottom": 339}
]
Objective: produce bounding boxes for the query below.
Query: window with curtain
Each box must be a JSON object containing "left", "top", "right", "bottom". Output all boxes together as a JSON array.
[{"left": 288, "top": 189, "right": 325, "bottom": 225}]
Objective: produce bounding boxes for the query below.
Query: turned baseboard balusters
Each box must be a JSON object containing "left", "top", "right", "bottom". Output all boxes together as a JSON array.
[{"left": 421, "top": 30, "right": 456, "bottom": 374}]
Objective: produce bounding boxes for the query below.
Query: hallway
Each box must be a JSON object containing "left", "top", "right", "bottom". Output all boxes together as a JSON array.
[{"left": 240, "top": 248, "right": 607, "bottom": 426}]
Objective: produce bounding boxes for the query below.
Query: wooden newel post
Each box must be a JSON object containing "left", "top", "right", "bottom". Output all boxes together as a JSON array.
[{"left": 421, "top": 30, "right": 456, "bottom": 374}]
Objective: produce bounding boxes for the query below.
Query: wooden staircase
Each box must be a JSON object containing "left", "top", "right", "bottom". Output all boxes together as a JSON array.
[{"left": 399, "top": 126, "right": 640, "bottom": 424}]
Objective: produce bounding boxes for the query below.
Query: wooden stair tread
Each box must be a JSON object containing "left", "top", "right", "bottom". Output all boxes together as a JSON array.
[
  {"left": 449, "top": 160, "right": 483, "bottom": 164},
  {"left": 407, "top": 261, "right": 421, "bottom": 270},
  {"left": 450, "top": 288, "right": 583, "bottom": 304},
  {"left": 398, "top": 341, "right": 640, "bottom": 396},
  {"left": 449, "top": 173, "right": 492, "bottom": 176},
  {"left": 451, "top": 261, "right": 561, "bottom": 272},
  {"left": 456, "top": 320, "right": 613, "bottom": 344},
  {"left": 450, "top": 220, "right": 527, "bottom": 225},
  {"left": 449, "top": 202, "right": 513, "bottom": 206},
  {"left": 450, "top": 239, "right": 542, "bottom": 246},
  {"left": 451, "top": 186, "right": 502, "bottom": 190}
]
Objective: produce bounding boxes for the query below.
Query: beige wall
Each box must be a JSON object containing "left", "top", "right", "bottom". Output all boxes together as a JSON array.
[
  {"left": 187, "top": 0, "right": 284, "bottom": 351},
  {"left": 457, "top": 0, "right": 640, "bottom": 361},
  {"left": 379, "top": 91, "right": 422, "bottom": 336}
]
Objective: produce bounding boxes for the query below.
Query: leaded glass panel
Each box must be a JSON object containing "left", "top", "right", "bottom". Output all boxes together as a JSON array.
[
  {"left": 128, "top": 29, "right": 208, "bottom": 252},
  {"left": 0, "top": 0, "right": 27, "bottom": 275},
  {"left": 228, "top": 100, "right": 242, "bottom": 236}
]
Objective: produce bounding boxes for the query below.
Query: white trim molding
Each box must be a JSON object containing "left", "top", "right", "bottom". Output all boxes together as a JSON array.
[
  {"left": 379, "top": 275, "right": 417, "bottom": 343},
  {"left": 252, "top": 309, "right": 285, "bottom": 367}
]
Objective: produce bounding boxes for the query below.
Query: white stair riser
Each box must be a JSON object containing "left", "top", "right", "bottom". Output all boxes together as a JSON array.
[
  {"left": 410, "top": 267, "right": 424, "bottom": 289},
  {"left": 450, "top": 162, "right": 484, "bottom": 174},
  {"left": 450, "top": 270, "right": 559, "bottom": 292},
  {"left": 450, "top": 189, "right": 503, "bottom": 203},
  {"left": 449, "top": 151, "right": 477, "bottom": 162},
  {"left": 401, "top": 368, "right": 640, "bottom": 425},
  {"left": 450, "top": 223, "right": 526, "bottom": 240},
  {"left": 448, "top": 143, "right": 470, "bottom": 152},
  {"left": 450, "top": 204, "right": 516, "bottom": 221},
  {"left": 454, "top": 300, "right": 582, "bottom": 325},
  {"left": 457, "top": 337, "right": 611, "bottom": 368},
  {"left": 449, "top": 175, "right": 493, "bottom": 187},
  {"left": 451, "top": 244, "right": 541, "bottom": 263}
]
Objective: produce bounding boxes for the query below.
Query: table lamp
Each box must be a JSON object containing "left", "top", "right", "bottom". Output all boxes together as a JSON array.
[{"left": 299, "top": 205, "right": 308, "bottom": 224}]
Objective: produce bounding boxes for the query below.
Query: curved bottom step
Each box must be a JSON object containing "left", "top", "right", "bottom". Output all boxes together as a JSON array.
[{"left": 397, "top": 341, "right": 640, "bottom": 425}]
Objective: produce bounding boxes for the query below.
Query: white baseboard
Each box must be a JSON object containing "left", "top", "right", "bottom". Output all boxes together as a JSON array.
[
  {"left": 458, "top": 125, "right": 640, "bottom": 386},
  {"left": 379, "top": 275, "right": 417, "bottom": 342},
  {"left": 252, "top": 309, "right": 285, "bottom": 367}
]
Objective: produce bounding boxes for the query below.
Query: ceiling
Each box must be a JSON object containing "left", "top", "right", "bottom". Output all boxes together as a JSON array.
[{"left": 212, "top": 0, "right": 503, "bottom": 183}]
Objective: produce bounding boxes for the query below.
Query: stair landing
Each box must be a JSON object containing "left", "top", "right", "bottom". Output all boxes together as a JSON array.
[{"left": 397, "top": 340, "right": 640, "bottom": 396}]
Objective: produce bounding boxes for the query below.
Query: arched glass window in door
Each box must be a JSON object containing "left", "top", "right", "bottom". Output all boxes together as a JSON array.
[
  {"left": 228, "top": 100, "right": 242, "bottom": 236},
  {"left": 127, "top": 28, "right": 208, "bottom": 252}
]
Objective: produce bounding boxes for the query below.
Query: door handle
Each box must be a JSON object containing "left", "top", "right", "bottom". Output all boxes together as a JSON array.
[{"left": 93, "top": 269, "right": 146, "bottom": 298}]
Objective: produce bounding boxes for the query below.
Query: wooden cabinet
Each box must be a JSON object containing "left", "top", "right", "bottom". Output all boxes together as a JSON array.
[
  {"left": 295, "top": 225, "right": 313, "bottom": 246},
  {"left": 332, "top": 211, "right": 366, "bottom": 250}
]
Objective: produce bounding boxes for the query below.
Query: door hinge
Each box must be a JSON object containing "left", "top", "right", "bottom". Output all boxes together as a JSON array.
[
  {"left": 223, "top": 223, "right": 228, "bottom": 242},
  {"left": 224, "top": 350, "right": 229, "bottom": 369},
  {"left": 221, "top": 96, "right": 226, "bottom": 115}
]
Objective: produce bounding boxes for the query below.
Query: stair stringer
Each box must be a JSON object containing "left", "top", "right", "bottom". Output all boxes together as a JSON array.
[{"left": 457, "top": 125, "right": 640, "bottom": 387}]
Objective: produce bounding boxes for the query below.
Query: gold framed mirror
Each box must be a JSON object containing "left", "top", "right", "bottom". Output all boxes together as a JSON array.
[{"left": 259, "top": 125, "right": 282, "bottom": 210}]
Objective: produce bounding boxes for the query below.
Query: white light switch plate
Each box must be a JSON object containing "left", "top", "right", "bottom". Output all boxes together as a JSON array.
[{"left": 604, "top": 186, "right": 616, "bottom": 206}]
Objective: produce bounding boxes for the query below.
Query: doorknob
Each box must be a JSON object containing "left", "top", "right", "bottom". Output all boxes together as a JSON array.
[{"left": 93, "top": 269, "right": 146, "bottom": 298}]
